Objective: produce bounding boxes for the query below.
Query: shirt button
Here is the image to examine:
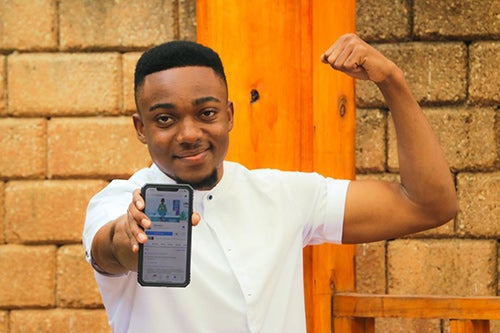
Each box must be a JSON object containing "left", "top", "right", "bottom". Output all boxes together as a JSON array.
[{"left": 208, "top": 194, "right": 213, "bottom": 200}]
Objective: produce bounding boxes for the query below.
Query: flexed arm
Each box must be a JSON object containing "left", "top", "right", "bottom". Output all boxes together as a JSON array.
[{"left": 321, "top": 34, "right": 458, "bottom": 243}]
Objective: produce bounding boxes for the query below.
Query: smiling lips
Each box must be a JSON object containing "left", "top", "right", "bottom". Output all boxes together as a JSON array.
[{"left": 174, "top": 147, "right": 210, "bottom": 164}]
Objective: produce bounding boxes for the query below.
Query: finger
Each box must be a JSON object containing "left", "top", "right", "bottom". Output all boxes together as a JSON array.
[
  {"left": 192, "top": 212, "right": 201, "bottom": 226},
  {"left": 321, "top": 33, "right": 358, "bottom": 64},
  {"left": 127, "top": 205, "right": 150, "bottom": 229},
  {"left": 129, "top": 191, "right": 151, "bottom": 229},
  {"left": 126, "top": 208, "right": 149, "bottom": 245},
  {"left": 119, "top": 212, "right": 141, "bottom": 253},
  {"left": 320, "top": 36, "right": 348, "bottom": 65},
  {"left": 325, "top": 41, "right": 369, "bottom": 76},
  {"left": 332, "top": 44, "right": 355, "bottom": 69},
  {"left": 355, "top": 56, "right": 367, "bottom": 68},
  {"left": 340, "top": 41, "right": 370, "bottom": 70},
  {"left": 132, "top": 189, "right": 145, "bottom": 211}
]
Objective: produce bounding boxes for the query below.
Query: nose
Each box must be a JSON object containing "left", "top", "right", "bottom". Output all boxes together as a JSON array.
[{"left": 176, "top": 117, "right": 202, "bottom": 144}]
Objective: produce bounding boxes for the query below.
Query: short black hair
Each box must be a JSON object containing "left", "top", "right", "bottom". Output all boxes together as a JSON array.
[{"left": 134, "top": 40, "right": 227, "bottom": 94}]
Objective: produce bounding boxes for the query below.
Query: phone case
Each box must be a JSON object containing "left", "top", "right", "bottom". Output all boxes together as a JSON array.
[{"left": 138, "top": 183, "right": 193, "bottom": 287}]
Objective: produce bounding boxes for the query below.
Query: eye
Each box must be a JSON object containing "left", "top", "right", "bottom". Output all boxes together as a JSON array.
[
  {"left": 199, "top": 109, "right": 217, "bottom": 120},
  {"left": 155, "top": 114, "right": 174, "bottom": 126}
]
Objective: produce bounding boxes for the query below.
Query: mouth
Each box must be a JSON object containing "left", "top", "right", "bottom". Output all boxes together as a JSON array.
[{"left": 174, "top": 147, "right": 210, "bottom": 163}]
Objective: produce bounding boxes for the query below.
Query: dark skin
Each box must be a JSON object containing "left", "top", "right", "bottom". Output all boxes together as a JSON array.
[{"left": 91, "top": 34, "right": 458, "bottom": 275}]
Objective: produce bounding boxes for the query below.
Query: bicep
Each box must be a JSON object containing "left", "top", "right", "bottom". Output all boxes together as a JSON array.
[{"left": 341, "top": 180, "right": 433, "bottom": 244}]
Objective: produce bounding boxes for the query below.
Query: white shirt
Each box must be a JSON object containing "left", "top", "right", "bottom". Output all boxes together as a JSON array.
[{"left": 83, "top": 161, "right": 350, "bottom": 333}]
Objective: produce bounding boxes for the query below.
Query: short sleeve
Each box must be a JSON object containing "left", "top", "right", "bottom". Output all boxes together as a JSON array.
[
  {"left": 82, "top": 180, "right": 136, "bottom": 265},
  {"left": 304, "top": 178, "right": 350, "bottom": 245}
]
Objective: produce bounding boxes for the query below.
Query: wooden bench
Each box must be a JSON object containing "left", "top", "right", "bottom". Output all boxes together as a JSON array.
[{"left": 333, "top": 293, "right": 500, "bottom": 333}]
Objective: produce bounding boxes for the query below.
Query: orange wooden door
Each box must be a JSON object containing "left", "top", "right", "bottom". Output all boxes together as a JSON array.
[
  {"left": 197, "top": 1, "right": 356, "bottom": 332},
  {"left": 197, "top": 1, "right": 314, "bottom": 171}
]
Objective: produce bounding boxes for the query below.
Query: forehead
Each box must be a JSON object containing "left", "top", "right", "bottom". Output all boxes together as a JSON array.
[{"left": 137, "top": 66, "right": 227, "bottom": 102}]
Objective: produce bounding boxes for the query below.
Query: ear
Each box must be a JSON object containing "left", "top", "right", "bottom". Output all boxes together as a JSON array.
[
  {"left": 227, "top": 101, "right": 235, "bottom": 132},
  {"left": 132, "top": 113, "right": 147, "bottom": 144}
]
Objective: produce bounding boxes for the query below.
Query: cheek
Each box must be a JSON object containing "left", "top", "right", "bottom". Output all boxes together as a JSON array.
[
  {"left": 214, "top": 127, "right": 231, "bottom": 154},
  {"left": 145, "top": 130, "right": 173, "bottom": 152}
]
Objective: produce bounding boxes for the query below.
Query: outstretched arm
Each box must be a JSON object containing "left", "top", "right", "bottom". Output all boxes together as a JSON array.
[
  {"left": 90, "top": 190, "right": 151, "bottom": 275},
  {"left": 91, "top": 189, "right": 200, "bottom": 275},
  {"left": 321, "top": 34, "right": 458, "bottom": 243}
]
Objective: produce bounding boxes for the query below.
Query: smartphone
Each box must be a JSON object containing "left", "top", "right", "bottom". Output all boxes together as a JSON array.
[{"left": 138, "top": 184, "right": 193, "bottom": 287}]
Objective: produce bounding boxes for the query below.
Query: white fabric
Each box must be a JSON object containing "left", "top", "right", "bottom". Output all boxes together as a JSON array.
[{"left": 83, "top": 161, "right": 350, "bottom": 333}]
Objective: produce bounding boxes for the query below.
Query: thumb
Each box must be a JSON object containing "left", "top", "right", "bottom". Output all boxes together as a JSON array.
[{"left": 192, "top": 212, "right": 201, "bottom": 226}]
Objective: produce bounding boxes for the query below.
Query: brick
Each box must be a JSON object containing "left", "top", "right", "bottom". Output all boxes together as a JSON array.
[
  {"left": 0, "top": 182, "right": 3, "bottom": 244},
  {"left": 356, "top": 43, "right": 467, "bottom": 107},
  {"left": 469, "top": 42, "right": 500, "bottom": 104},
  {"left": 388, "top": 108, "right": 497, "bottom": 172},
  {"left": 4, "top": 180, "right": 108, "bottom": 244},
  {"left": 498, "top": 245, "right": 500, "bottom": 298},
  {"left": 47, "top": 117, "right": 151, "bottom": 178},
  {"left": 0, "top": 0, "right": 57, "bottom": 51},
  {"left": 57, "top": 245, "right": 103, "bottom": 308},
  {"left": 492, "top": 321, "right": 500, "bottom": 333},
  {"left": 376, "top": 318, "right": 441, "bottom": 333},
  {"left": 178, "top": 0, "right": 197, "bottom": 41},
  {"left": 10, "top": 309, "right": 110, "bottom": 333},
  {"left": 497, "top": 111, "right": 500, "bottom": 167},
  {"left": 0, "top": 118, "right": 46, "bottom": 179},
  {"left": 355, "top": 241, "right": 386, "bottom": 294},
  {"left": 356, "top": 0, "right": 411, "bottom": 41},
  {"left": 409, "top": 218, "right": 455, "bottom": 238},
  {"left": 8, "top": 53, "right": 121, "bottom": 116},
  {"left": 355, "top": 109, "right": 386, "bottom": 173},
  {"left": 388, "top": 239, "right": 496, "bottom": 295},
  {"left": 456, "top": 172, "right": 500, "bottom": 237},
  {"left": 59, "top": 0, "right": 176, "bottom": 50},
  {"left": 0, "top": 245, "right": 56, "bottom": 307},
  {"left": 414, "top": 0, "right": 500, "bottom": 39},
  {"left": 0, "top": 311, "right": 6, "bottom": 333},
  {"left": 356, "top": 233, "right": 446, "bottom": 333},
  {"left": 356, "top": 173, "right": 400, "bottom": 183},
  {"left": 0, "top": 56, "right": 5, "bottom": 114},
  {"left": 122, "top": 52, "right": 142, "bottom": 114}
]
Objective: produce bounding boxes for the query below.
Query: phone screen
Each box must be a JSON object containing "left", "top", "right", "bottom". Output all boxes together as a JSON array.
[{"left": 138, "top": 184, "right": 193, "bottom": 287}]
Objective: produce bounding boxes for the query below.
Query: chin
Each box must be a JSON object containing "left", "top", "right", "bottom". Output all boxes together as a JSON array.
[{"left": 174, "top": 168, "right": 219, "bottom": 190}]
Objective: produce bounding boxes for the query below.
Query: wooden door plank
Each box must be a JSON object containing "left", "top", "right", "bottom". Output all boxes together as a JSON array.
[
  {"left": 306, "top": 1, "right": 357, "bottom": 332},
  {"left": 197, "top": 0, "right": 313, "bottom": 171}
]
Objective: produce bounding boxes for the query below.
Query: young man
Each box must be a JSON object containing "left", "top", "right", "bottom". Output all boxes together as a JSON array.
[{"left": 83, "top": 34, "right": 458, "bottom": 332}]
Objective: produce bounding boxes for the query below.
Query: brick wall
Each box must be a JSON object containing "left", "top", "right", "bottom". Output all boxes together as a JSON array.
[
  {"left": 0, "top": 0, "right": 194, "bottom": 332},
  {"left": 355, "top": 0, "right": 499, "bottom": 332},
  {"left": 0, "top": 1, "right": 498, "bottom": 333}
]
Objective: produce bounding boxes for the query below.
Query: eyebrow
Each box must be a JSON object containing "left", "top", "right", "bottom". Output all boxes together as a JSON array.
[
  {"left": 149, "top": 103, "right": 175, "bottom": 112},
  {"left": 149, "top": 96, "right": 222, "bottom": 112},
  {"left": 193, "top": 96, "right": 221, "bottom": 106}
]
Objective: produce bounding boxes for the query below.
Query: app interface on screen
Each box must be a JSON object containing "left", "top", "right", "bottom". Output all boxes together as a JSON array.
[{"left": 142, "top": 187, "right": 190, "bottom": 284}]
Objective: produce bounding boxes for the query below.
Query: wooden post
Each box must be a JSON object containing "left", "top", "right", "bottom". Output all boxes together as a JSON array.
[
  {"left": 197, "top": 1, "right": 356, "bottom": 332},
  {"left": 307, "top": 1, "right": 356, "bottom": 332}
]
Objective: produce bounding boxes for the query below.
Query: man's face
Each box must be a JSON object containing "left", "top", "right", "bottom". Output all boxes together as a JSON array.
[{"left": 134, "top": 66, "right": 234, "bottom": 190}]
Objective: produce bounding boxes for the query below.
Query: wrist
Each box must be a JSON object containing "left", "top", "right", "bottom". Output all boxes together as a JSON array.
[{"left": 375, "top": 64, "right": 404, "bottom": 89}]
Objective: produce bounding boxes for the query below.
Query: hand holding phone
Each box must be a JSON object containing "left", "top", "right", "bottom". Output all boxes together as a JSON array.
[{"left": 138, "top": 184, "right": 193, "bottom": 287}]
